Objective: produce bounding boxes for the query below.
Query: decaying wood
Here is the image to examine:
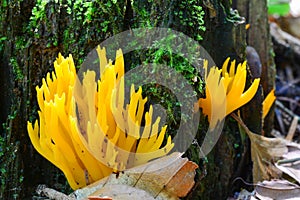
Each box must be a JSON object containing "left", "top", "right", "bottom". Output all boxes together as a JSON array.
[
  {"left": 36, "top": 184, "right": 74, "bottom": 200},
  {"left": 270, "top": 22, "right": 300, "bottom": 62},
  {"left": 235, "top": 0, "right": 276, "bottom": 136},
  {"left": 271, "top": 21, "right": 300, "bottom": 141},
  {"left": 274, "top": 101, "right": 300, "bottom": 140}
]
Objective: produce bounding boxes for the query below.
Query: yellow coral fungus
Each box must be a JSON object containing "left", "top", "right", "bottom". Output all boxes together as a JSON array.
[
  {"left": 198, "top": 60, "right": 226, "bottom": 128},
  {"left": 27, "top": 46, "right": 173, "bottom": 190},
  {"left": 198, "top": 58, "right": 260, "bottom": 126},
  {"left": 262, "top": 89, "right": 276, "bottom": 119}
]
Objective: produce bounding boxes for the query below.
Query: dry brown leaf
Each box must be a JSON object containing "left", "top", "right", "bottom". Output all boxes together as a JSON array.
[
  {"left": 73, "top": 152, "right": 198, "bottom": 200},
  {"left": 231, "top": 114, "right": 288, "bottom": 183},
  {"left": 254, "top": 179, "right": 300, "bottom": 199},
  {"left": 248, "top": 131, "right": 287, "bottom": 183},
  {"left": 276, "top": 142, "right": 300, "bottom": 184},
  {"left": 164, "top": 160, "right": 198, "bottom": 197}
]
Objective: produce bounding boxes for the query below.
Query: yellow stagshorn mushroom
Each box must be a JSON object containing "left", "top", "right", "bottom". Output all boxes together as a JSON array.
[
  {"left": 262, "top": 89, "right": 276, "bottom": 119},
  {"left": 197, "top": 60, "right": 227, "bottom": 128},
  {"left": 198, "top": 58, "right": 260, "bottom": 127},
  {"left": 27, "top": 46, "right": 173, "bottom": 190}
]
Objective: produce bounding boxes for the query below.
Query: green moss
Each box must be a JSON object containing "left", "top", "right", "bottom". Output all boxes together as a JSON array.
[
  {"left": 174, "top": 0, "right": 206, "bottom": 41},
  {"left": 9, "top": 0, "right": 208, "bottom": 195},
  {"left": 28, "top": 0, "right": 48, "bottom": 38},
  {"left": 10, "top": 57, "right": 24, "bottom": 81},
  {"left": 0, "top": 111, "right": 23, "bottom": 200},
  {"left": 0, "top": 37, "right": 6, "bottom": 52}
]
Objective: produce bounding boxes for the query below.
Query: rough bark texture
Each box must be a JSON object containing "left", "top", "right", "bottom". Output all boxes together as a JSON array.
[
  {"left": 188, "top": 1, "right": 248, "bottom": 199},
  {"left": 0, "top": 1, "right": 127, "bottom": 198},
  {"left": 234, "top": 0, "right": 276, "bottom": 136}
]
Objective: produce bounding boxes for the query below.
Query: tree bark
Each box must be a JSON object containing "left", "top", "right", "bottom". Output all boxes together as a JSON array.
[
  {"left": 234, "top": 0, "right": 276, "bottom": 136},
  {"left": 0, "top": 0, "right": 127, "bottom": 198},
  {"left": 188, "top": 1, "right": 248, "bottom": 199}
]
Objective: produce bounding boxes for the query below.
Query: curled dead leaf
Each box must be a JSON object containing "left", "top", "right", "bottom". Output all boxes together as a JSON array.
[
  {"left": 276, "top": 142, "right": 300, "bottom": 184},
  {"left": 72, "top": 152, "right": 198, "bottom": 200},
  {"left": 231, "top": 113, "right": 288, "bottom": 183},
  {"left": 255, "top": 179, "right": 300, "bottom": 199},
  {"left": 164, "top": 160, "right": 198, "bottom": 197}
]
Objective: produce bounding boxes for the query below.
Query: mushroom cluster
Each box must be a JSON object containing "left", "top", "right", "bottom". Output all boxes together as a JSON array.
[
  {"left": 198, "top": 58, "right": 261, "bottom": 127},
  {"left": 27, "top": 46, "right": 173, "bottom": 189},
  {"left": 198, "top": 58, "right": 275, "bottom": 127},
  {"left": 28, "top": 47, "right": 275, "bottom": 190}
]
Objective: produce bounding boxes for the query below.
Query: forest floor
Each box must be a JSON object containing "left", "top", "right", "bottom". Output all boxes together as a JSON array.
[
  {"left": 271, "top": 18, "right": 300, "bottom": 144},
  {"left": 229, "top": 15, "right": 300, "bottom": 200}
]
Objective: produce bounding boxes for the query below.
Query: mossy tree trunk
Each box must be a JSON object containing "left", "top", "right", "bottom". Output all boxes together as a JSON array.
[
  {"left": 0, "top": 0, "right": 128, "bottom": 198},
  {"left": 188, "top": 0, "right": 275, "bottom": 199},
  {"left": 234, "top": 0, "right": 276, "bottom": 135},
  {"left": 0, "top": 0, "right": 274, "bottom": 199},
  {"left": 186, "top": 1, "right": 248, "bottom": 199}
]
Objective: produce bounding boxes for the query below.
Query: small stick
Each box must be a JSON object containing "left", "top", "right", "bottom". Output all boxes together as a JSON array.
[
  {"left": 286, "top": 116, "right": 298, "bottom": 141},
  {"left": 36, "top": 184, "right": 74, "bottom": 200}
]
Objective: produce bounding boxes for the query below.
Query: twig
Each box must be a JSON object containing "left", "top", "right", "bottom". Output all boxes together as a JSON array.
[
  {"left": 275, "top": 101, "right": 300, "bottom": 133},
  {"left": 275, "top": 107, "right": 287, "bottom": 135},
  {"left": 286, "top": 116, "right": 298, "bottom": 141},
  {"left": 277, "top": 97, "right": 300, "bottom": 109},
  {"left": 230, "top": 113, "right": 251, "bottom": 134},
  {"left": 277, "top": 157, "right": 300, "bottom": 165},
  {"left": 36, "top": 185, "right": 74, "bottom": 200},
  {"left": 270, "top": 22, "right": 300, "bottom": 61},
  {"left": 276, "top": 101, "right": 300, "bottom": 122}
]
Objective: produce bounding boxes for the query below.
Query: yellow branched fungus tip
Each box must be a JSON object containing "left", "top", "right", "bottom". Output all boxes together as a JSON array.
[
  {"left": 198, "top": 58, "right": 260, "bottom": 127},
  {"left": 245, "top": 24, "right": 250, "bottom": 30},
  {"left": 262, "top": 89, "right": 276, "bottom": 119},
  {"left": 27, "top": 46, "right": 173, "bottom": 189}
]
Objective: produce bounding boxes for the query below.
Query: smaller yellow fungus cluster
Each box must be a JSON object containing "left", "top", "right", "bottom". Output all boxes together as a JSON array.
[
  {"left": 262, "top": 89, "right": 276, "bottom": 119},
  {"left": 27, "top": 46, "right": 173, "bottom": 190},
  {"left": 198, "top": 58, "right": 261, "bottom": 127}
]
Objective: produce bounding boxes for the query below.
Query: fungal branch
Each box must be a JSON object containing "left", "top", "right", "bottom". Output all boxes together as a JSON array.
[
  {"left": 27, "top": 46, "right": 174, "bottom": 190},
  {"left": 198, "top": 57, "right": 275, "bottom": 128},
  {"left": 198, "top": 58, "right": 261, "bottom": 127},
  {"left": 27, "top": 45, "right": 275, "bottom": 191}
]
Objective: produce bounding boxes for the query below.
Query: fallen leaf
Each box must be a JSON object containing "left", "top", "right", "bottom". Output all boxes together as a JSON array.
[
  {"left": 88, "top": 185, "right": 155, "bottom": 200},
  {"left": 276, "top": 142, "right": 300, "bottom": 184},
  {"left": 248, "top": 131, "right": 287, "bottom": 183},
  {"left": 73, "top": 152, "right": 198, "bottom": 200},
  {"left": 254, "top": 179, "right": 300, "bottom": 199},
  {"left": 164, "top": 160, "right": 198, "bottom": 197},
  {"left": 231, "top": 114, "right": 288, "bottom": 183}
]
